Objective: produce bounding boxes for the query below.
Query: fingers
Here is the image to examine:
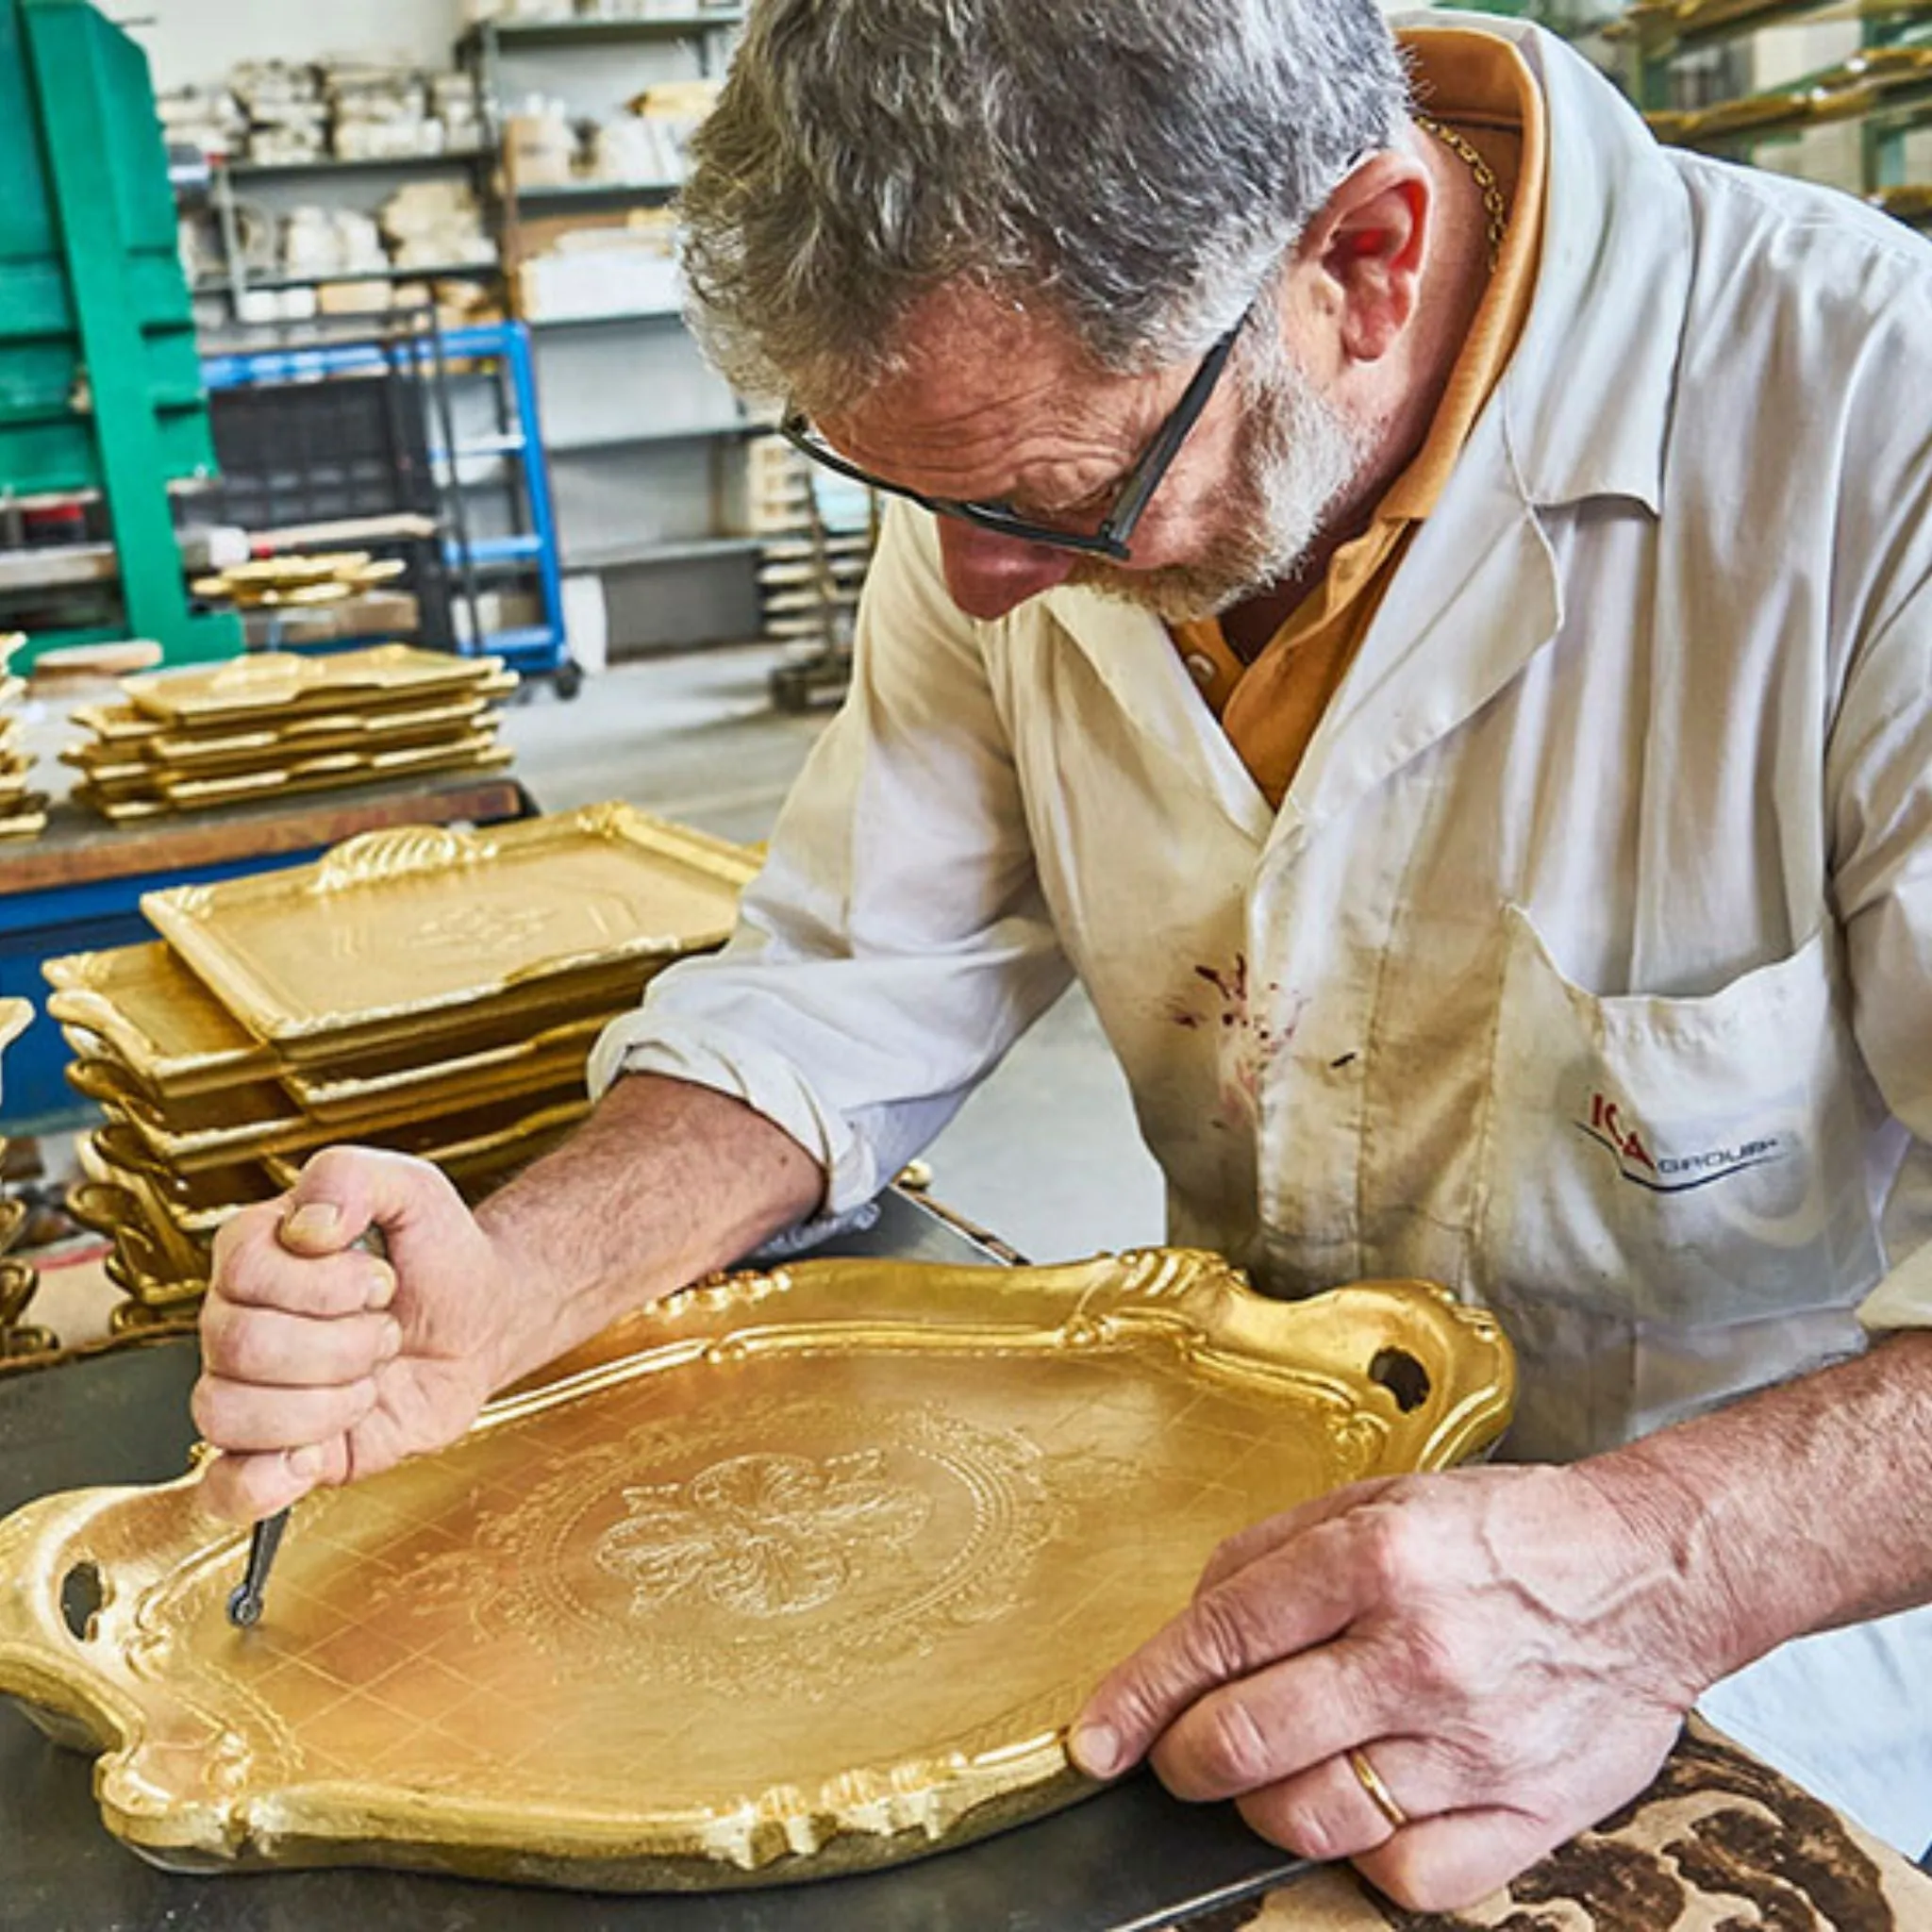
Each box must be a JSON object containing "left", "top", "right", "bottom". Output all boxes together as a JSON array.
[
  {"left": 1353, "top": 1807, "right": 1561, "bottom": 1915},
  {"left": 202, "top": 1294, "right": 401, "bottom": 1388},
  {"left": 192, "top": 1372, "right": 380, "bottom": 1457},
  {"left": 1147, "top": 1634, "right": 1392, "bottom": 1801},
  {"left": 1232, "top": 1740, "right": 1472, "bottom": 1865},
  {"left": 200, "top": 1439, "right": 353, "bottom": 1524},
  {"left": 210, "top": 1205, "right": 395, "bottom": 1319},
  {"left": 1072, "top": 1528, "right": 1371, "bottom": 1777},
  {"left": 275, "top": 1145, "right": 445, "bottom": 1258}
]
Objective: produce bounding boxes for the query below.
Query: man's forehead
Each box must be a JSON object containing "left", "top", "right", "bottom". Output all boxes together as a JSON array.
[{"left": 824, "top": 282, "right": 1134, "bottom": 459}]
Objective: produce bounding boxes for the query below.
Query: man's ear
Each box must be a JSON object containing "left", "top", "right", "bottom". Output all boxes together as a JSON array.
[{"left": 1295, "top": 154, "right": 1431, "bottom": 365}]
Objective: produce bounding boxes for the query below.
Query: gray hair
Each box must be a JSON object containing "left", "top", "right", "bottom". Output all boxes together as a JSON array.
[{"left": 680, "top": 0, "right": 1409, "bottom": 413}]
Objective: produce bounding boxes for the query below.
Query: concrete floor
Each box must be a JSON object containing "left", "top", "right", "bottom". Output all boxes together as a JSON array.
[{"left": 500, "top": 645, "right": 1166, "bottom": 1264}]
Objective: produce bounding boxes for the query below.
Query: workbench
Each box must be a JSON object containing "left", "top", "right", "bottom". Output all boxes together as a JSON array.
[
  {"left": 0, "top": 769, "right": 530, "bottom": 1133},
  {"left": 4, "top": 1191, "right": 1929, "bottom": 1930}
]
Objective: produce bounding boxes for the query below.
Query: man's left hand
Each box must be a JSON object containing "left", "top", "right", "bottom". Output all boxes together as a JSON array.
[{"left": 1070, "top": 1464, "right": 1720, "bottom": 1913}]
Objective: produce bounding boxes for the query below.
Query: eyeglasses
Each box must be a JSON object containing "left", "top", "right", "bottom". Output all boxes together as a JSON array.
[{"left": 779, "top": 301, "right": 1255, "bottom": 564}]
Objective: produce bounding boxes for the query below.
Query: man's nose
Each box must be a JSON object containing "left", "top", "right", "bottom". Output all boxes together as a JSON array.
[{"left": 938, "top": 521, "right": 1078, "bottom": 621}]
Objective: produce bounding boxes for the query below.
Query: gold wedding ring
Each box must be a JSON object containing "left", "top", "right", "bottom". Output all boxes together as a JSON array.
[{"left": 1349, "top": 1746, "right": 1408, "bottom": 1830}]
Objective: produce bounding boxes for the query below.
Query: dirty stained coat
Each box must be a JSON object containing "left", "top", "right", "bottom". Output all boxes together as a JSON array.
[{"left": 594, "top": 18, "right": 1932, "bottom": 1854}]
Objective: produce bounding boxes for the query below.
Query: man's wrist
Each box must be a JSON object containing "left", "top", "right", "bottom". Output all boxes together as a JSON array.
[
  {"left": 1569, "top": 1442, "right": 1763, "bottom": 1698},
  {"left": 472, "top": 1189, "right": 581, "bottom": 1392}
]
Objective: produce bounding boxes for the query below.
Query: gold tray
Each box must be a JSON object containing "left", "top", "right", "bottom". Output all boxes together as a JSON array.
[
  {"left": 68, "top": 1012, "right": 600, "bottom": 1142},
  {"left": 68, "top": 714, "right": 506, "bottom": 791},
  {"left": 73, "top": 677, "right": 517, "bottom": 753},
  {"left": 100, "top": 1239, "right": 207, "bottom": 1310},
  {"left": 65, "top": 1050, "right": 296, "bottom": 1137},
  {"left": 66, "top": 1184, "right": 210, "bottom": 1284},
  {"left": 88, "top": 1070, "right": 589, "bottom": 1174},
  {"left": 0, "top": 1254, "right": 1512, "bottom": 1889},
  {"left": 68, "top": 786, "right": 166, "bottom": 826},
  {"left": 45, "top": 944, "right": 277, "bottom": 1096},
  {"left": 45, "top": 942, "right": 641, "bottom": 1095},
  {"left": 282, "top": 1009, "right": 609, "bottom": 1125},
  {"left": 157, "top": 735, "right": 508, "bottom": 809},
  {"left": 76, "top": 1133, "right": 249, "bottom": 1241},
  {"left": 143, "top": 806, "right": 758, "bottom": 1053},
  {"left": 71, "top": 746, "right": 514, "bottom": 824},
  {"left": 150, "top": 697, "right": 505, "bottom": 774},
  {"left": 122, "top": 646, "right": 508, "bottom": 726},
  {"left": 86, "top": 1125, "right": 279, "bottom": 1218}
]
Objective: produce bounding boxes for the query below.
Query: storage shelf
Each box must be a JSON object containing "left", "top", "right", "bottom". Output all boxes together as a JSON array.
[
  {"left": 462, "top": 11, "right": 743, "bottom": 50},
  {"left": 431, "top": 432, "right": 531, "bottom": 462},
  {"left": 525, "top": 307, "right": 684, "bottom": 328},
  {"left": 1617, "top": 0, "right": 1932, "bottom": 54},
  {"left": 550, "top": 422, "right": 756, "bottom": 454},
  {"left": 480, "top": 623, "right": 568, "bottom": 656},
  {"left": 568, "top": 534, "right": 762, "bottom": 570},
  {"left": 512, "top": 178, "right": 679, "bottom": 209},
  {"left": 223, "top": 149, "right": 488, "bottom": 182},
  {"left": 451, "top": 533, "right": 547, "bottom": 566},
  {"left": 198, "top": 261, "right": 501, "bottom": 295}
]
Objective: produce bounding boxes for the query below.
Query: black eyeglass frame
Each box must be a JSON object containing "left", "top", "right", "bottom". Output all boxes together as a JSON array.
[{"left": 779, "top": 301, "right": 1256, "bottom": 564}]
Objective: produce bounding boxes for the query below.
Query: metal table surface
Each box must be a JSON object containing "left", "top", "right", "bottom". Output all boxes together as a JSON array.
[{"left": 0, "top": 1191, "right": 1308, "bottom": 1932}]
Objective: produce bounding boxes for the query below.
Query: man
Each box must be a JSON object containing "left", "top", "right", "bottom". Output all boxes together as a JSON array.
[{"left": 194, "top": 0, "right": 1932, "bottom": 1910}]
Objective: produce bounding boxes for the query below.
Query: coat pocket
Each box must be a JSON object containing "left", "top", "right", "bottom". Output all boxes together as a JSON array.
[{"left": 1475, "top": 905, "right": 1886, "bottom": 1337}]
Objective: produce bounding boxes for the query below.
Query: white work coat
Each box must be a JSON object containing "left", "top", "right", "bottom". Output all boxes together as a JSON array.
[{"left": 596, "top": 19, "right": 1932, "bottom": 1851}]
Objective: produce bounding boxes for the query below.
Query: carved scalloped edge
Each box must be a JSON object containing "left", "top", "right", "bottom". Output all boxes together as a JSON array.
[{"left": 307, "top": 824, "right": 497, "bottom": 895}]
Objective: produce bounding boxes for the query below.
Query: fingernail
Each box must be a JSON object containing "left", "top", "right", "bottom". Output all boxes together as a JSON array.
[
  {"left": 364, "top": 1260, "right": 397, "bottom": 1311},
  {"left": 377, "top": 1318, "right": 403, "bottom": 1361},
  {"left": 288, "top": 1444, "right": 326, "bottom": 1481},
  {"left": 1070, "top": 1721, "right": 1120, "bottom": 1777},
  {"left": 283, "top": 1202, "right": 341, "bottom": 1248}
]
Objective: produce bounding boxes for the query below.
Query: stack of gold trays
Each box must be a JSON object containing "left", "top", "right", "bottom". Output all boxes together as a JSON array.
[
  {"left": 0, "top": 998, "right": 53, "bottom": 1359},
  {"left": 49, "top": 804, "right": 760, "bottom": 1322},
  {"left": 61, "top": 644, "right": 518, "bottom": 824},
  {"left": 0, "top": 634, "right": 47, "bottom": 841},
  {"left": 191, "top": 552, "right": 408, "bottom": 609}
]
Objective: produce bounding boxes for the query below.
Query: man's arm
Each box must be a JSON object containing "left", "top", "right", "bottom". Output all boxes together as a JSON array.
[
  {"left": 194, "top": 1074, "right": 820, "bottom": 1524},
  {"left": 1590, "top": 1327, "right": 1932, "bottom": 1648}
]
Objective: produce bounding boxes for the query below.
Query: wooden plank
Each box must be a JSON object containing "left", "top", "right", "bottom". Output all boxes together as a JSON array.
[{"left": 0, "top": 773, "right": 528, "bottom": 899}]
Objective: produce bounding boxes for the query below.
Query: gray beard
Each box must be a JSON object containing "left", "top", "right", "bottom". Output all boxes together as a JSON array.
[{"left": 1067, "top": 339, "right": 1373, "bottom": 625}]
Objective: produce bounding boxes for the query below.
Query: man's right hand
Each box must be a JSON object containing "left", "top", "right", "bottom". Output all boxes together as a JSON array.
[{"left": 195, "top": 1146, "right": 528, "bottom": 1524}]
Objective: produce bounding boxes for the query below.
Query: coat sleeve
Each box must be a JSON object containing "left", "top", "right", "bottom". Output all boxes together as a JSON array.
[
  {"left": 1824, "top": 327, "right": 1932, "bottom": 1334},
  {"left": 588, "top": 503, "right": 1074, "bottom": 1221}
]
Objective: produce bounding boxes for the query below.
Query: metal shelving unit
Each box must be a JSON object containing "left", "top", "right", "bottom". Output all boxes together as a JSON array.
[
  {"left": 458, "top": 11, "right": 744, "bottom": 54},
  {"left": 199, "top": 148, "right": 505, "bottom": 319},
  {"left": 225, "top": 148, "right": 488, "bottom": 183},
  {"left": 199, "top": 320, "right": 576, "bottom": 693},
  {"left": 461, "top": 8, "right": 761, "bottom": 656},
  {"left": 1610, "top": 0, "right": 1932, "bottom": 201}
]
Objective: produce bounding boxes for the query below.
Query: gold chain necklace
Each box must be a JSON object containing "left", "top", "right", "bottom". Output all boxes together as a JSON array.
[{"left": 1413, "top": 113, "right": 1508, "bottom": 271}]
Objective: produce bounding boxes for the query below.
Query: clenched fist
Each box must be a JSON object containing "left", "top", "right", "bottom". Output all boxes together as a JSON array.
[{"left": 195, "top": 1146, "right": 533, "bottom": 1523}]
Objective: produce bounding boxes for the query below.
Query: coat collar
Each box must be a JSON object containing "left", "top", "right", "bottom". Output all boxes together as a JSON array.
[{"left": 1472, "top": 16, "right": 1694, "bottom": 515}]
